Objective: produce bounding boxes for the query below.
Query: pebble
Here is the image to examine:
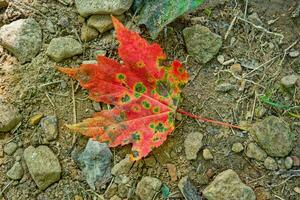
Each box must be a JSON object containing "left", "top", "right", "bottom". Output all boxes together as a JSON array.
[
  {"left": 288, "top": 49, "right": 299, "bottom": 58},
  {"left": 217, "top": 55, "right": 225, "bottom": 64},
  {"left": 230, "top": 63, "right": 242, "bottom": 74},
  {"left": 144, "top": 156, "right": 157, "bottom": 167},
  {"left": 28, "top": 114, "right": 43, "bottom": 126},
  {"left": 6, "top": 161, "right": 24, "bottom": 180},
  {"left": 178, "top": 176, "right": 202, "bottom": 199},
  {"left": 40, "top": 116, "right": 58, "bottom": 142},
  {"left": 0, "top": 18, "right": 42, "bottom": 63},
  {"left": 284, "top": 157, "right": 293, "bottom": 169},
  {"left": 263, "top": 157, "right": 278, "bottom": 170},
  {"left": 87, "top": 14, "right": 124, "bottom": 33},
  {"left": 231, "top": 142, "right": 244, "bottom": 153},
  {"left": 3, "top": 142, "right": 18, "bottom": 155},
  {"left": 75, "top": 0, "right": 133, "bottom": 17},
  {"left": 24, "top": 145, "right": 61, "bottom": 190},
  {"left": 0, "top": 0, "right": 8, "bottom": 8},
  {"left": 280, "top": 75, "right": 298, "bottom": 88},
  {"left": 183, "top": 25, "right": 222, "bottom": 64},
  {"left": 166, "top": 163, "right": 177, "bottom": 182},
  {"left": 111, "top": 154, "right": 134, "bottom": 176},
  {"left": 250, "top": 116, "right": 293, "bottom": 157},
  {"left": 203, "top": 148, "right": 213, "bottom": 160},
  {"left": 291, "top": 156, "right": 300, "bottom": 167},
  {"left": 0, "top": 102, "right": 21, "bottom": 133},
  {"left": 136, "top": 176, "right": 162, "bottom": 200},
  {"left": 46, "top": 37, "right": 83, "bottom": 62},
  {"left": 184, "top": 132, "right": 203, "bottom": 160},
  {"left": 74, "top": 195, "right": 83, "bottom": 200},
  {"left": 203, "top": 169, "right": 256, "bottom": 200},
  {"left": 294, "top": 187, "right": 300, "bottom": 194},
  {"left": 104, "top": 183, "right": 118, "bottom": 198},
  {"left": 80, "top": 23, "right": 98, "bottom": 42},
  {"left": 246, "top": 142, "right": 267, "bottom": 161},
  {"left": 92, "top": 101, "right": 101, "bottom": 111},
  {"left": 77, "top": 139, "right": 112, "bottom": 190},
  {"left": 215, "top": 83, "right": 235, "bottom": 92}
]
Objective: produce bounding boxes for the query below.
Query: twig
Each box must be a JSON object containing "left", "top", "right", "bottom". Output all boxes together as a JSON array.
[
  {"left": 274, "top": 194, "right": 286, "bottom": 200},
  {"left": 225, "top": 15, "right": 237, "bottom": 40},
  {"left": 40, "top": 80, "right": 63, "bottom": 87},
  {"left": 237, "top": 16, "right": 284, "bottom": 43},
  {"left": 244, "top": 0, "right": 249, "bottom": 19},
  {"left": 0, "top": 180, "right": 13, "bottom": 196},
  {"left": 71, "top": 80, "right": 77, "bottom": 148},
  {"left": 45, "top": 91, "right": 55, "bottom": 108}
]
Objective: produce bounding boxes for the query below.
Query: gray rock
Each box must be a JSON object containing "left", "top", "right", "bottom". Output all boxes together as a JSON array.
[
  {"left": 178, "top": 176, "right": 202, "bottom": 200},
  {"left": 245, "top": 142, "right": 267, "bottom": 161},
  {"left": 280, "top": 75, "right": 298, "bottom": 88},
  {"left": 203, "top": 169, "right": 256, "bottom": 200},
  {"left": 6, "top": 162, "right": 23, "bottom": 180},
  {"left": 0, "top": 0, "right": 8, "bottom": 9},
  {"left": 81, "top": 22, "right": 98, "bottom": 42},
  {"left": 87, "top": 14, "right": 124, "bottom": 33},
  {"left": 40, "top": 116, "right": 58, "bottom": 142},
  {"left": 46, "top": 37, "right": 83, "bottom": 62},
  {"left": 232, "top": 143, "right": 244, "bottom": 153},
  {"left": 0, "top": 18, "right": 42, "bottom": 63},
  {"left": 136, "top": 176, "right": 162, "bottom": 200},
  {"left": 0, "top": 102, "right": 21, "bottom": 133},
  {"left": 250, "top": 116, "right": 293, "bottom": 157},
  {"left": 288, "top": 49, "right": 299, "bottom": 58},
  {"left": 77, "top": 139, "right": 112, "bottom": 190},
  {"left": 111, "top": 154, "right": 134, "bottom": 176},
  {"left": 24, "top": 146, "right": 61, "bottom": 190},
  {"left": 3, "top": 142, "right": 18, "bottom": 155},
  {"left": 75, "top": 0, "right": 133, "bottom": 17},
  {"left": 184, "top": 132, "right": 203, "bottom": 160},
  {"left": 215, "top": 83, "right": 235, "bottom": 92},
  {"left": 183, "top": 25, "right": 222, "bottom": 64},
  {"left": 284, "top": 157, "right": 293, "bottom": 169},
  {"left": 248, "top": 12, "right": 263, "bottom": 26},
  {"left": 264, "top": 157, "right": 278, "bottom": 170},
  {"left": 203, "top": 149, "right": 213, "bottom": 160}
]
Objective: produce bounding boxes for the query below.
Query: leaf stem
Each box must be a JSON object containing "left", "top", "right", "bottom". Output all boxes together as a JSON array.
[{"left": 176, "top": 108, "right": 243, "bottom": 130}]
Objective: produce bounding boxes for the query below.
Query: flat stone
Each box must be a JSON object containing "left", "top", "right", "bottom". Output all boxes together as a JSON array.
[
  {"left": 280, "top": 75, "right": 298, "bottom": 88},
  {"left": 245, "top": 142, "right": 267, "bottom": 161},
  {"left": 250, "top": 116, "right": 293, "bottom": 157},
  {"left": 3, "top": 142, "right": 18, "bottom": 155},
  {"left": 6, "top": 161, "right": 23, "bottom": 180},
  {"left": 46, "top": 37, "right": 83, "bottom": 62},
  {"left": 284, "top": 157, "right": 293, "bottom": 169},
  {"left": 264, "top": 157, "right": 278, "bottom": 170},
  {"left": 184, "top": 132, "right": 203, "bottom": 160},
  {"left": 0, "top": 102, "right": 21, "bottom": 133},
  {"left": 232, "top": 142, "right": 244, "bottom": 153},
  {"left": 178, "top": 176, "right": 201, "bottom": 199},
  {"left": 81, "top": 22, "right": 98, "bottom": 42},
  {"left": 203, "top": 169, "right": 256, "bottom": 200},
  {"left": 0, "top": 18, "right": 42, "bottom": 63},
  {"left": 203, "top": 148, "right": 213, "bottom": 160},
  {"left": 215, "top": 83, "right": 235, "bottom": 92},
  {"left": 136, "top": 176, "right": 162, "bottom": 200},
  {"left": 40, "top": 116, "right": 58, "bottom": 142},
  {"left": 75, "top": 0, "right": 133, "bottom": 17},
  {"left": 24, "top": 145, "right": 61, "bottom": 190},
  {"left": 87, "top": 14, "right": 124, "bottom": 33},
  {"left": 166, "top": 163, "right": 177, "bottom": 182},
  {"left": 183, "top": 25, "right": 222, "bottom": 64},
  {"left": 111, "top": 154, "right": 134, "bottom": 176}
]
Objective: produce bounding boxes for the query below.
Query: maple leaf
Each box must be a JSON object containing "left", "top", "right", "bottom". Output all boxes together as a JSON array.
[{"left": 58, "top": 16, "right": 189, "bottom": 160}]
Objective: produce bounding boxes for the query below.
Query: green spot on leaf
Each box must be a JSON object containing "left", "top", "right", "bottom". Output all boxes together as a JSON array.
[
  {"left": 117, "top": 73, "right": 126, "bottom": 80},
  {"left": 142, "top": 100, "right": 151, "bottom": 109},
  {"left": 156, "top": 80, "right": 170, "bottom": 98},
  {"left": 134, "top": 82, "right": 146, "bottom": 93},
  {"left": 132, "top": 132, "right": 140, "bottom": 141},
  {"left": 121, "top": 94, "right": 130, "bottom": 103},
  {"left": 153, "top": 107, "right": 160, "bottom": 113}
]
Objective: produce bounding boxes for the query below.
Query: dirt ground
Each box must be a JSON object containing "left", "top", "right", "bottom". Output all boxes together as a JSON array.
[{"left": 0, "top": 0, "right": 300, "bottom": 199}]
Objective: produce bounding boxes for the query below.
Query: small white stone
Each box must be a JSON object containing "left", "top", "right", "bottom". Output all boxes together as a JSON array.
[{"left": 217, "top": 55, "right": 224, "bottom": 64}]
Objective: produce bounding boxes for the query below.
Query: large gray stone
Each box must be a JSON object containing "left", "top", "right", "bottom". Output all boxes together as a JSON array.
[
  {"left": 24, "top": 146, "right": 61, "bottom": 190},
  {"left": 0, "top": 102, "right": 21, "bottom": 133},
  {"left": 136, "top": 176, "right": 162, "bottom": 200},
  {"left": 46, "top": 37, "right": 83, "bottom": 62},
  {"left": 183, "top": 25, "right": 222, "bottom": 64},
  {"left": 184, "top": 132, "right": 203, "bottom": 160},
  {"left": 0, "top": 18, "right": 42, "bottom": 63},
  {"left": 203, "top": 169, "right": 256, "bottom": 200},
  {"left": 75, "top": 0, "right": 133, "bottom": 17},
  {"left": 250, "top": 116, "right": 293, "bottom": 157}
]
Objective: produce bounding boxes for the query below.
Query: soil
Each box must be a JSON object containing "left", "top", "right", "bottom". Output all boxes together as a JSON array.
[{"left": 0, "top": 0, "right": 300, "bottom": 199}]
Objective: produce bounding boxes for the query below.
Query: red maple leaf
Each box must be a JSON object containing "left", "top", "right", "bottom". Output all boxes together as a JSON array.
[
  {"left": 59, "top": 17, "right": 241, "bottom": 160},
  {"left": 59, "top": 16, "right": 189, "bottom": 160}
]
